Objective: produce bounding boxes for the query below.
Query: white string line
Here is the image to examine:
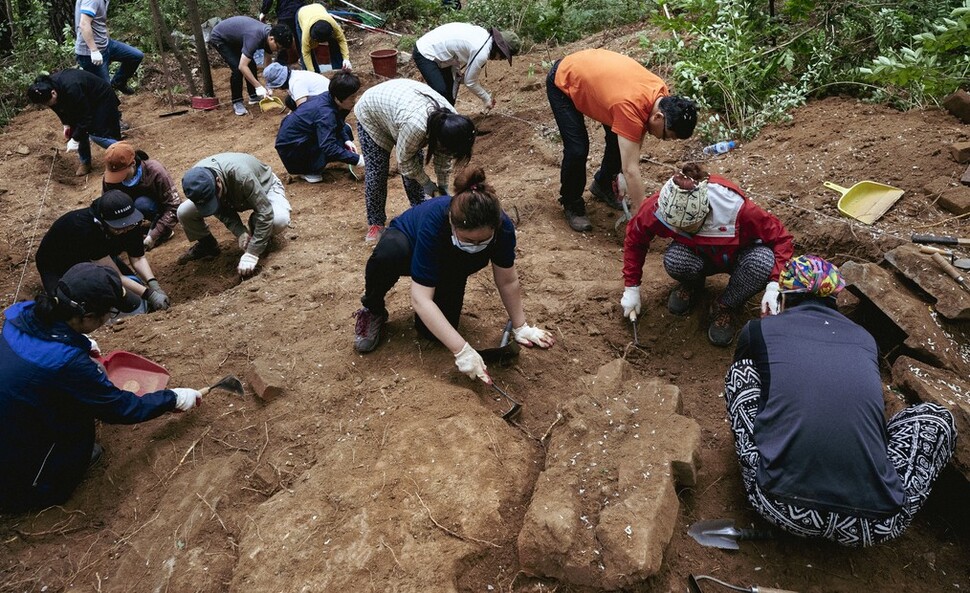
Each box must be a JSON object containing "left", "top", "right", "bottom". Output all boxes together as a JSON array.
[{"left": 12, "top": 149, "right": 58, "bottom": 304}]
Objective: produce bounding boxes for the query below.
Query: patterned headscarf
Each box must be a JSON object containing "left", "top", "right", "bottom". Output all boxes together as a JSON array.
[
  {"left": 657, "top": 176, "right": 710, "bottom": 230},
  {"left": 778, "top": 255, "right": 845, "bottom": 297}
]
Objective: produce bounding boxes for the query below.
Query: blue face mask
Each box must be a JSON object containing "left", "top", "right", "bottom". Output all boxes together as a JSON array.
[
  {"left": 122, "top": 162, "right": 142, "bottom": 187},
  {"left": 451, "top": 232, "right": 492, "bottom": 254}
]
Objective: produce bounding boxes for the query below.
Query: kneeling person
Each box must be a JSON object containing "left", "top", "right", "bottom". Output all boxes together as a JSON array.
[
  {"left": 179, "top": 153, "right": 291, "bottom": 277},
  {"left": 274, "top": 71, "right": 363, "bottom": 183},
  {"left": 262, "top": 61, "right": 329, "bottom": 111}
]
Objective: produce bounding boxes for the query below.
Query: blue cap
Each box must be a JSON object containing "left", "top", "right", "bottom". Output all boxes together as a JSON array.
[{"left": 182, "top": 167, "right": 219, "bottom": 216}]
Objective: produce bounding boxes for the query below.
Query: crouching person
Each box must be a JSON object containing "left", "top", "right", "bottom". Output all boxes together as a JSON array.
[
  {"left": 178, "top": 153, "right": 291, "bottom": 277},
  {"left": 724, "top": 255, "right": 956, "bottom": 547},
  {"left": 0, "top": 263, "right": 202, "bottom": 513}
]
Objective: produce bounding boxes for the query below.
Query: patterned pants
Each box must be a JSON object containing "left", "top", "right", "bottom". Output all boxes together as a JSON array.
[
  {"left": 358, "top": 123, "right": 426, "bottom": 227},
  {"left": 724, "top": 359, "right": 957, "bottom": 547},
  {"left": 663, "top": 243, "right": 775, "bottom": 309}
]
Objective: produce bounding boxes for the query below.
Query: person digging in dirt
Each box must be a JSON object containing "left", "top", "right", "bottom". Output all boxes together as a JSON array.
[
  {"left": 74, "top": 0, "right": 143, "bottom": 95},
  {"left": 295, "top": 2, "right": 351, "bottom": 74},
  {"left": 546, "top": 48, "right": 697, "bottom": 232},
  {"left": 354, "top": 78, "right": 476, "bottom": 244},
  {"left": 724, "top": 255, "right": 956, "bottom": 547},
  {"left": 353, "top": 164, "right": 555, "bottom": 382},
  {"left": 621, "top": 162, "right": 793, "bottom": 347},
  {"left": 27, "top": 70, "right": 121, "bottom": 177},
  {"left": 35, "top": 190, "right": 171, "bottom": 314},
  {"left": 101, "top": 142, "right": 181, "bottom": 251},
  {"left": 262, "top": 61, "right": 330, "bottom": 111},
  {"left": 413, "top": 23, "right": 520, "bottom": 111},
  {"left": 274, "top": 71, "right": 364, "bottom": 184},
  {"left": 0, "top": 262, "right": 202, "bottom": 514},
  {"left": 178, "top": 153, "right": 291, "bottom": 278},
  {"left": 208, "top": 16, "right": 293, "bottom": 117}
]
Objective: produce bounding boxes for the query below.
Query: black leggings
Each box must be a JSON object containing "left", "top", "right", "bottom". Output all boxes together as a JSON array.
[
  {"left": 211, "top": 41, "right": 258, "bottom": 104},
  {"left": 361, "top": 228, "right": 467, "bottom": 339}
]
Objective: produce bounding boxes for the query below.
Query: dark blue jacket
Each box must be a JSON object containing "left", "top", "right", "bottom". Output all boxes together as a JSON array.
[
  {"left": 0, "top": 302, "right": 176, "bottom": 512},
  {"left": 274, "top": 92, "right": 357, "bottom": 175},
  {"left": 735, "top": 300, "right": 905, "bottom": 518}
]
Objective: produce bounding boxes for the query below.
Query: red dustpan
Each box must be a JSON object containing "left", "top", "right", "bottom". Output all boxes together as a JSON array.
[{"left": 98, "top": 351, "right": 171, "bottom": 396}]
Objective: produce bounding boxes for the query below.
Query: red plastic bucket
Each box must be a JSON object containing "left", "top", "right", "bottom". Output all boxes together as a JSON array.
[
  {"left": 191, "top": 96, "right": 219, "bottom": 111},
  {"left": 370, "top": 49, "right": 398, "bottom": 78},
  {"left": 314, "top": 43, "right": 331, "bottom": 66}
]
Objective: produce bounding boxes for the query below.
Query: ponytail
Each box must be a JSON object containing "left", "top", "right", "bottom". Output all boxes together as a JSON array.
[
  {"left": 449, "top": 164, "right": 501, "bottom": 230},
  {"left": 32, "top": 291, "right": 75, "bottom": 325}
]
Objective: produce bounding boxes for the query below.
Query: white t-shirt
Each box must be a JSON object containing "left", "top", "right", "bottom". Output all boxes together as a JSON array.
[{"left": 288, "top": 70, "right": 330, "bottom": 103}]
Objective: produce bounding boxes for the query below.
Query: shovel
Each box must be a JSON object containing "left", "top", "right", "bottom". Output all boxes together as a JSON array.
[
  {"left": 823, "top": 179, "right": 904, "bottom": 224},
  {"left": 688, "top": 519, "right": 774, "bottom": 550},
  {"left": 479, "top": 320, "right": 520, "bottom": 366},
  {"left": 689, "top": 574, "right": 798, "bottom": 593},
  {"left": 198, "top": 375, "right": 245, "bottom": 396},
  {"left": 490, "top": 382, "right": 522, "bottom": 419}
]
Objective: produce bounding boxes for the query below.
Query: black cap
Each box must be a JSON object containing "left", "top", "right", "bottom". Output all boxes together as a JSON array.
[
  {"left": 55, "top": 262, "right": 142, "bottom": 314},
  {"left": 94, "top": 189, "right": 144, "bottom": 229},
  {"left": 182, "top": 167, "right": 219, "bottom": 216}
]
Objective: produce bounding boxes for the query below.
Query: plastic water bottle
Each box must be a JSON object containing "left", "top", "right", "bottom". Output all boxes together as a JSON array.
[{"left": 702, "top": 140, "right": 737, "bottom": 156}]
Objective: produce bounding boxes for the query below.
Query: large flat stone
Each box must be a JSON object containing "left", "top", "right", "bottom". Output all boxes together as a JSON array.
[
  {"left": 892, "top": 356, "right": 970, "bottom": 481},
  {"left": 517, "top": 359, "right": 700, "bottom": 590},
  {"left": 944, "top": 89, "right": 970, "bottom": 124},
  {"left": 842, "top": 262, "right": 970, "bottom": 376},
  {"left": 883, "top": 244, "right": 970, "bottom": 320}
]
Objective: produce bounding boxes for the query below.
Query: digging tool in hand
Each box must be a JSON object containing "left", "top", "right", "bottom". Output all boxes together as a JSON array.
[
  {"left": 490, "top": 382, "right": 522, "bottom": 419},
  {"left": 687, "top": 519, "right": 774, "bottom": 550},
  {"left": 931, "top": 252, "right": 970, "bottom": 294},
  {"left": 629, "top": 313, "right": 641, "bottom": 347},
  {"left": 479, "top": 320, "right": 520, "bottom": 366},
  {"left": 614, "top": 197, "right": 633, "bottom": 231},
  {"left": 199, "top": 375, "right": 244, "bottom": 396},
  {"left": 688, "top": 574, "right": 799, "bottom": 593}
]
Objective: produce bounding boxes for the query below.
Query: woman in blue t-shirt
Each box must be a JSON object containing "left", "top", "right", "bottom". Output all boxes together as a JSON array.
[{"left": 352, "top": 164, "right": 554, "bottom": 383}]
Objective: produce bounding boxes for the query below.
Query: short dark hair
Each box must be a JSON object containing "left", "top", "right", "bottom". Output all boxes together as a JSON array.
[
  {"left": 426, "top": 108, "right": 475, "bottom": 166},
  {"left": 450, "top": 164, "right": 501, "bottom": 230},
  {"left": 270, "top": 23, "right": 293, "bottom": 49},
  {"left": 310, "top": 21, "right": 333, "bottom": 42},
  {"left": 329, "top": 72, "right": 361, "bottom": 102},
  {"left": 658, "top": 96, "right": 698, "bottom": 139},
  {"left": 27, "top": 75, "right": 55, "bottom": 104}
]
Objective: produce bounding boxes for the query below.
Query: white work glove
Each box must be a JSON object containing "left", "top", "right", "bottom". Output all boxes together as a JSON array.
[
  {"left": 257, "top": 12, "right": 266, "bottom": 22},
  {"left": 238, "top": 252, "right": 259, "bottom": 276},
  {"left": 454, "top": 342, "right": 490, "bottom": 384},
  {"left": 255, "top": 85, "right": 269, "bottom": 98},
  {"left": 237, "top": 232, "right": 251, "bottom": 250},
  {"left": 85, "top": 334, "right": 101, "bottom": 357},
  {"left": 63, "top": 125, "right": 72, "bottom": 140},
  {"left": 342, "top": 59, "right": 352, "bottom": 70},
  {"left": 621, "top": 285, "right": 641, "bottom": 320},
  {"left": 66, "top": 138, "right": 80, "bottom": 152},
  {"left": 761, "top": 281, "right": 781, "bottom": 317},
  {"left": 172, "top": 387, "right": 202, "bottom": 411},
  {"left": 512, "top": 323, "right": 555, "bottom": 348},
  {"left": 143, "top": 234, "right": 155, "bottom": 250},
  {"left": 90, "top": 50, "right": 103, "bottom": 66},
  {"left": 344, "top": 140, "right": 358, "bottom": 153},
  {"left": 355, "top": 154, "right": 365, "bottom": 168}
]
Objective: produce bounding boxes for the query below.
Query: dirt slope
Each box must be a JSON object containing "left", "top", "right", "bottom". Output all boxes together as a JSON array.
[{"left": 1, "top": 26, "right": 968, "bottom": 593}]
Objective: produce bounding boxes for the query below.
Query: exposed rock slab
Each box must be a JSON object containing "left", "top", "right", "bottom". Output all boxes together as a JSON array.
[
  {"left": 517, "top": 359, "right": 700, "bottom": 590},
  {"left": 883, "top": 244, "right": 970, "bottom": 320},
  {"left": 892, "top": 356, "right": 970, "bottom": 481}
]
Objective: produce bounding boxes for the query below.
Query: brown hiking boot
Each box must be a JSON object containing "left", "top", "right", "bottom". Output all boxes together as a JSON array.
[
  {"left": 177, "top": 234, "right": 220, "bottom": 264},
  {"left": 353, "top": 307, "right": 387, "bottom": 353},
  {"left": 75, "top": 162, "right": 92, "bottom": 176},
  {"left": 708, "top": 303, "right": 737, "bottom": 347},
  {"left": 667, "top": 284, "right": 697, "bottom": 316},
  {"left": 563, "top": 207, "right": 592, "bottom": 232}
]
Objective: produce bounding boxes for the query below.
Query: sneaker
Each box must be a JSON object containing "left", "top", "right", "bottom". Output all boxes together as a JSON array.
[
  {"left": 589, "top": 178, "right": 623, "bottom": 210},
  {"left": 119, "top": 119, "right": 131, "bottom": 132},
  {"left": 113, "top": 82, "right": 136, "bottom": 95},
  {"left": 301, "top": 173, "right": 323, "bottom": 183},
  {"left": 365, "top": 224, "right": 385, "bottom": 244},
  {"left": 177, "top": 234, "right": 220, "bottom": 264},
  {"left": 247, "top": 94, "right": 260, "bottom": 105},
  {"left": 157, "top": 227, "right": 176, "bottom": 245},
  {"left": 353, "top": 307, "right": 387, "bottom": 353},
  {"left": 563, "top": 208, "right": 592, "bottom": 232},
  {"left": 76, "top": 162, "right": 92, "bottom": 176},
  {"left": 233, "top": 102, "right": 248, "bottom": 116},
  {"left": 667, "top": 284, "right": 696, "bottom": 316},
  {"left": 89, "top": 442, "right": 104, "bottom": 469},
  {"left": 708, "top": 303, "right": 737, "bottom": 347}
]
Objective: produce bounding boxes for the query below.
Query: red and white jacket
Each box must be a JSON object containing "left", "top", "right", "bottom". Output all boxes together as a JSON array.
[{"left": 623, "top": 175, "right": 794, "bottom": 287}]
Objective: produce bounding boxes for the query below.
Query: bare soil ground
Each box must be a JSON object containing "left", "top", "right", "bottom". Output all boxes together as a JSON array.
[{"left": 1, "top": 26, "right": 968, "bottom": 593}]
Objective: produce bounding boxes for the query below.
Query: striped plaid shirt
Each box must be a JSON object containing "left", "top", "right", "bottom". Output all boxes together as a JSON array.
[{"left": 354, "top": 79, "right": 454, "bottom": 188}]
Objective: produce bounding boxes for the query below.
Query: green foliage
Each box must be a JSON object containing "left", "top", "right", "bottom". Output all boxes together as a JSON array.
[
  {"left": 459, "top": 0, "right": 651, "bottom": 43},
  {"left": 859, "top": 1, "right": 970, "bottom": 108}
]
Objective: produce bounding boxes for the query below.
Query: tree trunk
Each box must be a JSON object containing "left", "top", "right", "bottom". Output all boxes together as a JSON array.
[
  {"left": 0, "top": 0, "right": 14, "bottom": 53},
  {"left": 149, "top": 0, "right": 198, "bottom": 96},
  {"left": 48, "top": 0, "right": 74, "bottom": 44},
  {"left": 185, "top": 0, "right": 214, "bottom": 97}
]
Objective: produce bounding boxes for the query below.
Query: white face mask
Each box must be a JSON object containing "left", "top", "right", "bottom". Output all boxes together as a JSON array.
[{"left": 451, "top": 232, "right": 492, "bottom": 254}]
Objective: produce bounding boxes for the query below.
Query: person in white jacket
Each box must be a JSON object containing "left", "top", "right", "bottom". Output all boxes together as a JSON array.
[{"left": 412, "top": 23, "right": 520, "bottom": 110}]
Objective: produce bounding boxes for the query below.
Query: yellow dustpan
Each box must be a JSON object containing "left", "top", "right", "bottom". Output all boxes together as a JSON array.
[
  {"left": 823, "top": 180, "right": 904, "bottom": 224},
  {"left": 259, "top": 96, "right": 285, "bottom": 112}
]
